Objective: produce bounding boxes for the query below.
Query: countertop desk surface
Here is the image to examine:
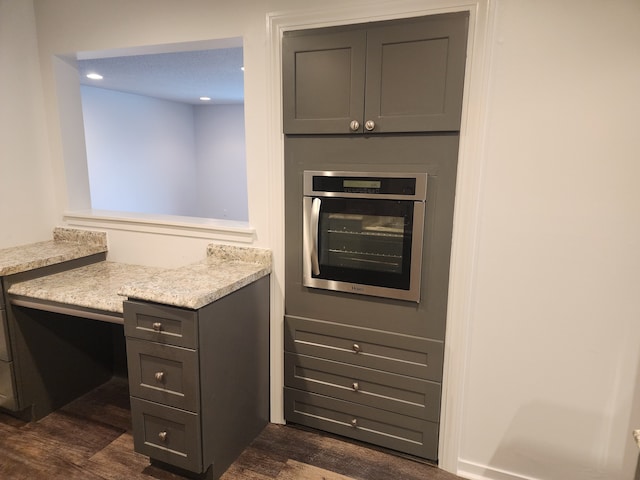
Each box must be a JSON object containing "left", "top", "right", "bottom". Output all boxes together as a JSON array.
[{"left": 1, "top": 228, "right": 271, "bottom": 318}]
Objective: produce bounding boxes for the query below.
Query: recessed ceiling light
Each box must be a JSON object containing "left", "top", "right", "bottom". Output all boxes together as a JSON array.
[
  {"left": 86, "top": 73, "right": 103, "bottom": 80},
  {"left": 199, "top": 96, "right": 211, "bottom": 101}
]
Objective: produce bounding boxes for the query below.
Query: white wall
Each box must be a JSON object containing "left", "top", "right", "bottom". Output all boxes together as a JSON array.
[
  {"left": 1, "top": 1, "right": 639, "bottom": 480},
  {"left": 81, "top": 86, "right": 198, "bottom": 216},
  {"left": 81, "top": 86, "right": 248, "bottom": 220},
  {"left": 0, "top": 0, "right": 57, "bottom": 248},
  {"left": 31, "top": 0, "right": 279, "bottom": 250},
  {"left": 194, "top": 104, "right": 248, "bottom": 221},
  {"left": 457, "top": 1, "right": 640, "bottom": 479}
]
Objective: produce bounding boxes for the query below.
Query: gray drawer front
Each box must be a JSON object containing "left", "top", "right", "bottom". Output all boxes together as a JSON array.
[
  {"left": 0, "top": 360, "right": 17, "bottom": 410},
  {"left": 285, "top": 315, "right": 443, "bottom": 381},
  {"left": 284, "top": 352, "right": 440, "bottom": 422},
  {"left": 126, "top": 338, "right": 199, "bottom": 412},
  {"left": 130, "top": 397, "right": 202, "bottom": 473},
  {"left": 124, "top": 301, "right": 197, "bottom": 349},
  {"left": 284, "top": 388, "right": 438, "bottom": 460},
  {"left": 0, "top": 308, "right": 10, "bottom": 361}
]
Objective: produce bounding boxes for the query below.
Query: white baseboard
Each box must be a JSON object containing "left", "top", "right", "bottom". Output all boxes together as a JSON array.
[{"left": 457, "top": 459, "right": 542, "bottom": 480}]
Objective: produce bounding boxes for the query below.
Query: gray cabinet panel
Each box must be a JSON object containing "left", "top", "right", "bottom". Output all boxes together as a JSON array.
[
  {"left": 284, "top": 135, "right": 460, "bottom": 341},
  {"left": 126, "top": 338, "right": 199, "bottom": 412},
  {"left": 8, "top": 307, "right": 115, "bottom": 419},
  {"left": 0, "top": 360, "right": 16, "bottom": 410},
  {"left": 0, "top": 308, "right": 10, "bottom": 361},
  {"left": 364, "top": 13, "right": 468, "bottom": 133},
  {"left": 130, "top": 397, "right": 202, "bottom": 473},
  {"left": 285, "top": 352, "right": 440, "bottom": 422},
  {"left": 285, "top": 388, "right": 438, "bottom": 460},
  {"left": 285, "top": 315, "right": 444, "bottom": 381},
  {"left": 283, "top": 28, "right": 366, "bottom": 134},
  {"left": 124, "top": 301, "right": 197, "bottom": 348}
]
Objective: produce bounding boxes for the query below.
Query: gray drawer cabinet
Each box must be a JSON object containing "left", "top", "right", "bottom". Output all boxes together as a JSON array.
[
  {"left": 124, "top": 301, "right": 197, "bottom": 348},
  {"left": 282, "top": 12, "right": 468, "bottom": 135},
  {"left": 126, "top": 337, "right": 200, "bottom": 412},
  {"left": 285, "top": 388, "right": 440, "bottom": 459},
  {"left": 284, "top": 315, "right": 444, "bottom": 381},
  {"left": 284, "top": 315, "right": 443, "bottom": 460},
  {"left": 124, "top": 276, "right": 270, "bottom": 479},
  {"left": 0, "top": 254, "right": 111, "bottom": 419},
  {"left": 0, "top": 280, "right": 17, "bottom": 410},
  {"left": 284, "top": 352, "right": 441, "bottom": 422},
  {"left": 126, "top": 306, "right": 202, "bottom": 472},
  {"left": 0, "top": 290, "right": 9, "bottom": 360},
  {"left": 130, "top": 397, "right": 202, "bottom": 472}
]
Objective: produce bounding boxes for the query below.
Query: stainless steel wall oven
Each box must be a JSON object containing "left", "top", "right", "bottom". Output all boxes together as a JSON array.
[{"left": 303, "top": 171, "right": 427, "bottom": 302}]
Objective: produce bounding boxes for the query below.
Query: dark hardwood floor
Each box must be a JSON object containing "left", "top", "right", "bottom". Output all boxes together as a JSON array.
[{"left": 0, "top": 378, "right": 464, "bottom": 480}]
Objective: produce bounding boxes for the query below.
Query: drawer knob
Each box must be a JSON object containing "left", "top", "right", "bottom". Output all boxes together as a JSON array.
[
  {"left": 152, "top": 322, "right": 162, "bottom": 332},
  {"left": 352, "top": 382, "right": 359, "bottom": 392},
  {"left": 352, "top": 343, "right": 361, "bottom": 353},
  {"left": 350, "top": 418, "right": 358, "bottom": 428},
  {"left": 154, "top": 371, "right": 165, "bottom": 382},
  {"left": 349, "top": 120, "right": 360, "bottom": 131},
  {"left": 158, "top": 431, "right": 168, "bottom": 442}
]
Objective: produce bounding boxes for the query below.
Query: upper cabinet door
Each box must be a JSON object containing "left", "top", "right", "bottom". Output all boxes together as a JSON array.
[
  {"left": 282, "top": 28, "right": 367, "bottom": 134},
  {"left": 364, "top": 13, "right": 469, "bottom": 133},
  {"left": 282, "top": 12, "right": 469, "bottom": 135}
]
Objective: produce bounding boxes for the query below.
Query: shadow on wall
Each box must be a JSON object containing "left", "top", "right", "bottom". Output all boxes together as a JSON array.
[
  {"left": 632, "top": 360, "right": 640, "bottom": 480},
  {"left": 626, "top": 346, "right": 640, "bottom": 480},
  {"left": 485, "top": 342, "right": 640, "bottom": 480},
  {"left": 486, "top": 401, "right": 636, "bottom": 480}
]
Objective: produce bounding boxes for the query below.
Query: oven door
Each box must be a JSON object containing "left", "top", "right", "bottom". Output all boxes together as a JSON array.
[{"left": 303, "top": 196, "right": 425, "bottom": 302}]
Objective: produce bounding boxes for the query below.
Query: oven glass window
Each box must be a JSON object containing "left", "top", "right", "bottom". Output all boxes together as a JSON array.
[{"left": 316, "top": 198, "right": 414, "bottom": 290}]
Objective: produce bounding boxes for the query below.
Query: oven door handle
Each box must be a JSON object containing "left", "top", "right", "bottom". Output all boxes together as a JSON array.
[{"left": 309, "top": 197, "right": 321, "bottom": 275}]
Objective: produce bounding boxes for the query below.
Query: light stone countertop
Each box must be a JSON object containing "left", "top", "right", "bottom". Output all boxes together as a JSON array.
[
  {"left": 118, "top": 245, "right": 272, "bottom": 310},
  {"left": 7, "top": 261, "right": 164, "bottom": 313},
  {"left": 7, "top": 244, "right": 272, "bottom": 313},
  {"left": 0, "top": 228, "right": 108, "bottom": 277}
]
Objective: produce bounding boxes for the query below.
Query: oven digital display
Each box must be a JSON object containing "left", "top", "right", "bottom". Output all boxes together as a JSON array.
[{"left": 343, "top": 180, "right": 381, "bottom": 189}]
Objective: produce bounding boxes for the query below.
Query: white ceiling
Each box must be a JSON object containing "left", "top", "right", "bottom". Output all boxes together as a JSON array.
[{"left": 78, "top": 47, "right": 244, "bottom": 105}]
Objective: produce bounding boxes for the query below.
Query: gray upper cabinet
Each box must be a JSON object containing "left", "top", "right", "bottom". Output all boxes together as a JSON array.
[
  {"left": 282, "top": 12, "right": 469, "bottom": 134},
  {"left": 283, "top": 29, "right": 366, "bottom": 134}
]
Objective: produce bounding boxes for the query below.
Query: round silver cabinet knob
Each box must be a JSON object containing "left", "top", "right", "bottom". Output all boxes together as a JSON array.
[
  {"left": 349, "top": 120, "right": 360, "bottom": 131},
  {"left": 352, "top": 382, "right": 360, "bottom": 392},
  {"left": 154, "top": 371, "right": 165, "bottom": 382},
  {"left": 364, "top": 120, "right": 375, "bottom": 131},
  {"left": 351, "top": 418, "right": 358, "bottom": 427},
  {"left": 352, "top": 343, "right": 361, "bottom": 353},
  {"left": 152, "top": 322, "right": 162, "bottom": 332},
  {"left": 158, "top": 431, "right": 168, "bottom": 442}
]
